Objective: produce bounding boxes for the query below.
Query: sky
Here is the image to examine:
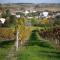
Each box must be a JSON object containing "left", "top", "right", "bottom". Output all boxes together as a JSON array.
[{"left": 0, "top": 0, "right": 60, "bottom": 3}]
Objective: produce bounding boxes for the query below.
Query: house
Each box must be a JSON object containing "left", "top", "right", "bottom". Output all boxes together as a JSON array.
[
  {"left": 42, "top": 11, "right": 49, "bottom": 18},
  {"left": 40, "top": 11, "right": 49, "bottom": 18},
  {"left": 0, "top": 18, "right": 6, "bottom": 24},
  {"left": 27, "top": 17, "right": 33, "bottom": 19},
  {"left": 24, "top": 10, "right": 29, "bottom": 16},
  {"left": 16, "top": 15, "right": 20, "bottom": 18}
]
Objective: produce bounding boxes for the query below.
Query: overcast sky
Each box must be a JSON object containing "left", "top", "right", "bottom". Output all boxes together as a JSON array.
[{"left": 0, "top": 0, "right": 60, "bottom": 3}]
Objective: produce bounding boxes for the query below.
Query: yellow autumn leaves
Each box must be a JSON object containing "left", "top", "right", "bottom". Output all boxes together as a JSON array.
[
  {"left": 0, "top": 28, "right": 15, "bottom": 40},
  {"left": 40, "top": 18, "right": 49, "bottom": 24},
  {"left": 16, "top": 18, "right": 31, "bottom": 41},
  {"left": 19, "top": 26, "right": 31, "bottom": 41}
]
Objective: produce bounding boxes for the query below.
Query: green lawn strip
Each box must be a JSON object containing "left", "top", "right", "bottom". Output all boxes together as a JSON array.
[
  {"left": 17, "top": 46, "right": 60, "bottom": 60},
  {"left": 0, "top": 40, "right": 15, "bottom": 60},
  {"left": 31, "top": 26, "right": 45, "bottom": 31}
]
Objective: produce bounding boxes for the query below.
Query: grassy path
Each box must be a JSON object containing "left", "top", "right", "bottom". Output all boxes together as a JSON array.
[
  {"left": 0, "top": 40, "right": 15, "bottom": 60},
  {"left": 6, "top": 44, "right": 17, "bottom": 60}
]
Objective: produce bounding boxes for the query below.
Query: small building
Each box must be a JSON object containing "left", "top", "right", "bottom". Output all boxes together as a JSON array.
[
  {"left": 40, "top": 11, "right": 49, "bottom": 18},
  {"left": 42, "top": 11, "right": 49, "bottom": 17},
  {"left": 24, "top": 10, "right": 29, "bottom": 16},
  {"left": 0, "top": 18, "right": 6, "bottom": 24},
  {"left": 16, "top": 15, "right": 20, "bottom": 18}
]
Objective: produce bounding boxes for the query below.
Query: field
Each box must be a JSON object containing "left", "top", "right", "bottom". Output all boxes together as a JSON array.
[
  {"left": 0, "top": 27, "right": 60, "bottom": 60},
  {"left": 17, "top": 30, "right": 60, "bottom": 60}
]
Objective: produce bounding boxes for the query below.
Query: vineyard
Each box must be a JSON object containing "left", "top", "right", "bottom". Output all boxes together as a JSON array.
[
  {"left": 38, "top": 26, "right": 60, "bottom": 46},
  {"left": 17, "top": 30, "right": 60, "bottom": 60},
  {"left": 0, "top": 26, "right": 60, "bottom": 60}
]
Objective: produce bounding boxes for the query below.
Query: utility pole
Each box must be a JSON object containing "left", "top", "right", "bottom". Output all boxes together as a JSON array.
[
  {"left": 15, "top": 28, "right": 19, "bottom": 51},
  {"left": 15, "top": 20, "right": 19, "bottom": 51}
]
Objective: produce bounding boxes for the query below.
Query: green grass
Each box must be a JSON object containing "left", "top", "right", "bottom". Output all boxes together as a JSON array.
[
  {"left": 0, "top": 40, "right": 15, "bottom": 60},
  {"left": 17, "top": 30, "right": 60, "bottom": 60},
  {"left": 17, "top": 46, "right": 60, "bottom": 60},
  {"left": 31, "top": 26, "right": 45, "bottom": 31}
]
